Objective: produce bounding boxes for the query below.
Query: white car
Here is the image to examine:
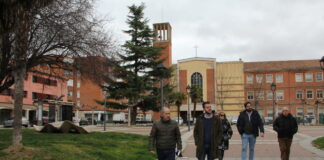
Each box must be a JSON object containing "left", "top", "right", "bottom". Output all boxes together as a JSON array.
[
  {"left": 4, "top": 117, "right": 29, "bottom": 127},
  {"left": 231, "top": 116, "right": 238, "bottom": 125},
  {"left": 172, "top": 117, "right": 183, "bottom": 125}
]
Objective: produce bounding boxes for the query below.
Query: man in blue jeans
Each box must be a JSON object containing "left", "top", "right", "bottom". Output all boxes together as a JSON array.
[{"left": 237, "top": 101, "right": 264, "bottom": 160}]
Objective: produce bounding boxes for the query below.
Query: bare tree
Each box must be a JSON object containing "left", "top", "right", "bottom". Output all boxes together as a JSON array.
[{"left": 0, "top": 0, "right": 114, "bottom": 146}]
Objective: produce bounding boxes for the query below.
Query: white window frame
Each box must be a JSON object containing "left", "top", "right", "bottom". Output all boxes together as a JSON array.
[
  {"left": 317, "top": 90, "right": 323, "bottom": 99},
  {"left": 247, "top": 75, "right": 253, "bottom": 84},
  {"left": 305, "top": 73, "right": 313, "bottom": 82},
  {"left": 306, "top": 90, "right": 313, "bottom": 99},
  {"left": 267, "top": 91, "right": 274, "bottom": 100},
  {"left": 67, "top": 91, "right": 73, "bottom": 97},
  {"left": 297, "top": 108, "right": 303, "bottom": 116},
  {"left": 256, "top": 91, "right": 264, "bottom": 100},
  {"left": 67, "top": 79, "right": 73, "bottom": 86},
  {"left": 307, "top": 108, "right": 314, "bottom": 115},
  {"left": 77, "top": 90, "right": 80, "bottom": 98},
  {"left": 295, "top": 73, "right": 303, "bottom": 82},
  {"left": 77, "top": 81, "right": 81, "bottom": 88},
  {"left": 256, "top": 74, "right": 263, "bottom": 83},
  {"left": 266, "top": 74, "right": 273, "bottom": 83},
  {"left": 296, "top": 90, "right": 303, "bottom": 99},
  {"left": 276, "top": 73, "right": 283, "bottom": 83},
  {"left": 316, "top": 72, "right": 323, "bottom": 82},
  {"left": 276, "top": 90, "right": 284, "bottom": 100},
  {"left": 247, "top": 92, "right": 254, "bottom": 100}
]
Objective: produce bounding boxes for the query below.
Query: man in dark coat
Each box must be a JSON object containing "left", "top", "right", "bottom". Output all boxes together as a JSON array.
[
  {"left": 149, "top": 107, "right": 182, "bottom": 160},
  {"left": 237, "top": 101, "right": 264, "bottom": 160},
  {"left": 273, "top": 107, "right": 298, "bottom": 160},
  {"left": 194, "top": 101, "right": 222, "bottom": 160}
]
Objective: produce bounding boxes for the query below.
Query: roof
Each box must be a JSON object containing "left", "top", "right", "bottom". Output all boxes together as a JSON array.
[{"left": 244, "top": 59, "right": 322, "bottom": 72}]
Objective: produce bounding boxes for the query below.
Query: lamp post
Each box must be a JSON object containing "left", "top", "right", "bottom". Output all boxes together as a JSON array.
[
  {"left": 186, "top": 85, "right": 191, "bottom": 131},
  {"left": 271, "top": 82, "right": 277, "bottom": 122},
  {"left": 157, "top": 63, "right": 166, "bottom": 110},
  {"left": 102, "top": 86, "right": 109, "bottom": 131}
]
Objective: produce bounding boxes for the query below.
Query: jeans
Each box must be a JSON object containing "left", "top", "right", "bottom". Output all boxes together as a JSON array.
[
  {"left": 198, "top": 144, "right": 213, "bottom": 160},
  {"left": 241, "top": 133, "right": 256, "bottom": 160},
  {"left": 278, "top": 138, "right": 293, "bottom": 160},
  {"left": 157, "top": 149, "right": 175, "bottom": 160}
]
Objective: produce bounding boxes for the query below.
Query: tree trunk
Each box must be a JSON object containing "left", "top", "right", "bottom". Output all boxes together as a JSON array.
[
  {"left": 12, "top": 4, "right": 28, "bottom": 146},
  {"left": 193, "top": 102, "right": 197, "bottom": 122},
  {"left": 177, "top": 105, "right": 180, "bottom": 124},
  {"left": 131, "top": 106, "right": 137, "bottom": 125}
]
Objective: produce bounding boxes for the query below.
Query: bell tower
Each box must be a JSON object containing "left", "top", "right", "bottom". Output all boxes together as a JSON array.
[{"left": 153, "top": 23, "right": 172, "bottom": 67}]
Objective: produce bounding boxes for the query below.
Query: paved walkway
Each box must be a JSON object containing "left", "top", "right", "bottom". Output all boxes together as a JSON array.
[{"left": 181, "top": 125, "right": 324, "bottom": 160}]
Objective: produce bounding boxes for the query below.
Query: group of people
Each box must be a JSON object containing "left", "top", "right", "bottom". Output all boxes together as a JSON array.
[{"left": 149, "top": 101, "right": 298, "bottom": 160}]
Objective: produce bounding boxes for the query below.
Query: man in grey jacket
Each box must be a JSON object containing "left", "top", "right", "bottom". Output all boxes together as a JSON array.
[{"left": 149, "top": 107, "right": 182, "bottom": 160}]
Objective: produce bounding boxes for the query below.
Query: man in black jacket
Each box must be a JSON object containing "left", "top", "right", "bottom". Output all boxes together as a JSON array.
[
  {"left": 236, "top": 101, "right": 264, "bottom": 160},
  {"left": 149, "top": 107, "right": 182, "bottom": 160},
  {"left": 273, "top": 107, "right": 298, "bottom": 160}
]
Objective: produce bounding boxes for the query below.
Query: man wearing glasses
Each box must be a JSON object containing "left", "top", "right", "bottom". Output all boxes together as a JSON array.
[{"left": 194, "top": 101, "right": 222, "bottom": 160}]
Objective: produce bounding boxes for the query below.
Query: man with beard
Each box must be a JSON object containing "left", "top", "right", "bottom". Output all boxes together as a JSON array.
[
  {"left": 237, "top": 101, "right": 264, "bottom": 160},
  {"left": 273, "top": 107, "right": 298, "bottom": 160},
  {"left": 194, "top": 101, "right": 222, "bottom": 160},
  {"left": 149, "top": 107, "right": 182, "bottom": 160}
]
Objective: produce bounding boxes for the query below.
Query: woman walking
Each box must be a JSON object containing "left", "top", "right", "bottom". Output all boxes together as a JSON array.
[{"left": 218, "top": 112, "right": 233, "bottom": 160}]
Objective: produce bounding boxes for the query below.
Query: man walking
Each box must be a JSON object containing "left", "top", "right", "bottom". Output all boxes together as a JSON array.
[
  {"left": 237, "top": 101, "right": 264, "bottom": 160},
  {"left": 273, "top": 107, "right": 298, "bottom": 160},
  {"left": 149, "top": 107, "right": 182, "bottom": 160},
  {"left": 194, "top": 101, "right": 222, "bottom": 160}
]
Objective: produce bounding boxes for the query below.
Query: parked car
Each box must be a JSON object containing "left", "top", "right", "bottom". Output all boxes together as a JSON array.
[
  {"left": 79, "top": 117, "right": 97, "bottom": 126},
  {"left": 172, "top": 117, "right": 183, "bottom": 125},
  {"left": 231, "top": 116, "right": 238, "bottom": 125},
  {"left": 4, "top": 117, "right": 29, "bottom": 127}
]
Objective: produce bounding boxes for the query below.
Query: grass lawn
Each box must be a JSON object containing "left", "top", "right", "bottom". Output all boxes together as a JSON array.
[
  {"left": 0, "top": 129, "right": 155, "bottom": 160},
  {"left": 313, "top": 137, "right": 324, "bottom": 150}
]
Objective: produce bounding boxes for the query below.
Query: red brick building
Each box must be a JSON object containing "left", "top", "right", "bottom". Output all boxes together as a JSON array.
[{"left": 244, "top": 59, "right": 324, "bottom": 122}]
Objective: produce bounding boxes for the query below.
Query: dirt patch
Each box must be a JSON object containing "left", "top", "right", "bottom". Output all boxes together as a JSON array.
[{"left": 1, "top": 146, "right": 43, "bottom": 160}]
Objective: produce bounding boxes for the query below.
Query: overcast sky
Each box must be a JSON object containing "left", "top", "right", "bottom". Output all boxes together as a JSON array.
[{"left": 95, "top": 0, "right": 324, "bottom": 63}]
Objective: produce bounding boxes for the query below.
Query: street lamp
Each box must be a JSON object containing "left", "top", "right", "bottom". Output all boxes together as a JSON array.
[
  {"left": 102, "top": 86, "right": 109, "bottom": 131},
  {"left": 270, "top": 82, "right": 277, "bottom": 122},
  {"left": 320, "top": 56, "right": 324, "bottom": 70},
  {"left": 186, "top": 85, "right": 191, "bottom": 131},
  {"left": 157, "top": 63, "right": 166, "bottom": 110}
]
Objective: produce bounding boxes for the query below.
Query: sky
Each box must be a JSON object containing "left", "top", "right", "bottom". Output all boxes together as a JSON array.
[{"left": 95, "top": 0, "right": 324, "bottom": 63}]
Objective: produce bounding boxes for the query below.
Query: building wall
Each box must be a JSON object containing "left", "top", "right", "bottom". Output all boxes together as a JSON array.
[{"left": 216, "top": 61, "right": 245, "bottom": 117}]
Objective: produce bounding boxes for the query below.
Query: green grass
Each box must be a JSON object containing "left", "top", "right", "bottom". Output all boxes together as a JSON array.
[
  {"left": 313, "top": 137, "right": 324, "bottom": 150},
  {"left": 0, "top": 129, "right": 155, "bottom": 160}
]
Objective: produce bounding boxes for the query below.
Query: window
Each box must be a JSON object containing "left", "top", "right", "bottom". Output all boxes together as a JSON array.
[
  {"left": 305, "top": 73, "right": 313, "bottom": 82},
  {"left": 77, "top": 91, "right": 80, "bottom": 98},
  {"left": 276, "top": 74, "right": 283, "bottom": 83},
  {"left": 191, "top": 72, "right": 203, "bottom": 87},
  {"left": 295, "top": 73, "right": 303, "bottom": 82},
  {"left": 319, "top": 108, "right": 324, "bottom": 114},
  {"left": 316, "top": 72, "right": 323, "bottom": 81},
  {"left": 256, "top": 92, "right": 264, "bottom": 100},
  {"left": 296, "top": 90, "right": 303, "bottom": 99},
  {"left": 267, "top": 91, "right": 274, "bottom": 100},
  {"left": 306, "top": 90, "right": 313, "bottom": 99},
  {"left": 77, "top": 81, "right": 81, "bottom": 88},
  {"left": 278, "top": 108, "right": 283, "bottom": 113},
  {"left": 63, "top": 70, "right": 73, "bottom": 76},
  {"left": 247, "top": 92, "right": 254, "bottom": 100},
  {"left": 67, "top": 91, "right": 73, "bottom": 97},
  {"left": 297, "top": 108, "right": 303, "bottom": 116},
  {"left": 77, "top": 101, "right": 80, "bottom": 107},
  {"left": 266, "top": 74, "right": 273, "bottom": 83},
  {"left": 317, "top": 90, "right": 323, "bottom": 99},
  {"left": 277, "top": 90, "right": 284, "bottom": 100},
  {"left": 256, "top": 75, "right": 263, "bottom": 83},
  {"left": 67, "top": 79, "right": 73, "bottom": 86},
  {"left": 307, "top": 108, "right": 314, "bottom": 115},
  {"left": 246, "top": 75, "right": 253, "bottom": 84}
]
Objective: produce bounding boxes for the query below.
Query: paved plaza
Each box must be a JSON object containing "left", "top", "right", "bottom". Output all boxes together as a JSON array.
[{"left": 101, "top": 125, "right": 324, "bottom": 160}]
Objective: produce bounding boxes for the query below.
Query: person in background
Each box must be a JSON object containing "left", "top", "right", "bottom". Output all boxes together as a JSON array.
[
  {"left": 273, "top": 107, "right": 298, "bottom": 160},
  {"left": 218, "top": 112, "right": 233, "bottom": 160},
  {"left": 149, "top": 107, "right": 182, "bottom": 160}
]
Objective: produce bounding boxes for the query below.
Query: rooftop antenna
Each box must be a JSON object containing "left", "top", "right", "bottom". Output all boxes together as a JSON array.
[{"left": 194, "top": 45, "right": 198, "bottom": 57}]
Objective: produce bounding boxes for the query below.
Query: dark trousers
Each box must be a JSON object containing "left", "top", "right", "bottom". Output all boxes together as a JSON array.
[
  {"left": 218, "top": 149, "right": 225, "bottom": 160},
  {"left": 199, "top": 145, "right": 213, "bottom": 160},
  {"left": 278, "top": 138, "right": 293, "bottom": 160},
  {"left": 157, "top": 149, "right": 175, "bottom": 160}
]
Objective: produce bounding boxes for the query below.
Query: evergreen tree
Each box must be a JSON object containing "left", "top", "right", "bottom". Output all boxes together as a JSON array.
[{"left": 105, "top": 3, "right": 173, "bottom": 125}]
